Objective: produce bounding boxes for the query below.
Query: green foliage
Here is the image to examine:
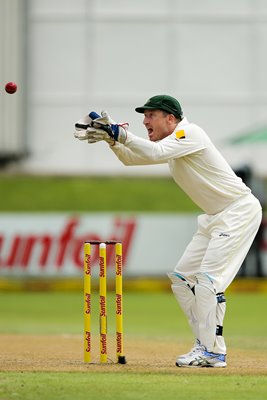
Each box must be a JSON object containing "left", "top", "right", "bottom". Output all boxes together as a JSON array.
[{"left": 0, "top": 175, "right": 199, "bottom": 212}]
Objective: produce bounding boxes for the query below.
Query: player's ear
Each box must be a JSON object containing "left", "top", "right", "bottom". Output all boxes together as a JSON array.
[{"left": 168, "top": 113, "right": 177, "bottom": 123}]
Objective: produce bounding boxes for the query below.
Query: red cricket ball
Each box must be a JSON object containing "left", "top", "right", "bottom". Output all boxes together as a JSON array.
[{"left": 5, "top": 82, "right": 17, "bottom": 94}]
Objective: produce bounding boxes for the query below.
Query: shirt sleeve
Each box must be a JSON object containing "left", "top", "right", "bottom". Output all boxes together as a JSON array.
[
  {"left": 124, "top": 130, "right": 206, "bottom": 163},
  {"left": 110, "top": 139, "right": 167, "bottom": 166}
]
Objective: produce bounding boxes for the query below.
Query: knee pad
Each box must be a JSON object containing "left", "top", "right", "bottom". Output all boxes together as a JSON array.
[
  {"left": 168, "top": 272, "right": 195, "bottom": 307},
  {"left": 195, "top": 272, "right": 216, "bottom": 294},
  {"left": 168, "top": 272, "right": 193, "bottom": 290}
]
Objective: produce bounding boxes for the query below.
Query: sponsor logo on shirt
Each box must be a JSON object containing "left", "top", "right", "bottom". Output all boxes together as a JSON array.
[{"left": 175, "top": 130, "right": 185, "bottom": 139}]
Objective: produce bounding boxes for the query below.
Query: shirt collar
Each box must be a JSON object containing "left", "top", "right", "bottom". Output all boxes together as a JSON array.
[{"left": 177, "top": 117, "right": 189, "bottom": 127}]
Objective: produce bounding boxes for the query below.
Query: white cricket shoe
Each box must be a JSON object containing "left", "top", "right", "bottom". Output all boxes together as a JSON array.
[
  {"left": 176, "top": 339, "right": 203, "bottom": 363},
  {"left": 176, "top": 347, "right": 227, "bottom": 368}
]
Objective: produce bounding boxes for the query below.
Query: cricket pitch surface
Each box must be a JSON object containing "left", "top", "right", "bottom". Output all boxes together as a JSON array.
[{"left": 0, "top": 334, "right": 266, "bottom": 375}]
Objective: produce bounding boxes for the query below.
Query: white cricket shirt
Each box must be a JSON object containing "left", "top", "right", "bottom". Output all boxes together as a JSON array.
[{"left": 111, "top": 117, "right": 250, "bottom": 215}]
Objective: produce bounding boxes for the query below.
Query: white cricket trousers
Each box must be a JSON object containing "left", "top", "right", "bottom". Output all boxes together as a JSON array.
[{"left": 174, "top": 193, "right": 262, "bottom": 293}]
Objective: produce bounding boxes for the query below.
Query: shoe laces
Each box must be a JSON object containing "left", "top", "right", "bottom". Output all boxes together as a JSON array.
[{"left": 188, "top": 339, "right": 203, "bottom": 355}]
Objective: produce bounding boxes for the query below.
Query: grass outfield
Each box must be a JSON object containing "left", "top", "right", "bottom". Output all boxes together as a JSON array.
[
  {"left": 1, "top": 372, "right": 266, "bottom": 400},
  {"left": 0, "top": 175, "right": 199, "bottom": 212},
  {"left": 0, "top": 291, "right": 266, "bottom": 400}
]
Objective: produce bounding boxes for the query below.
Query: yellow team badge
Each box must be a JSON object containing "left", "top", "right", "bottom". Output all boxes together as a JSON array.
[{"left": 175, "top": 130, "right": 185, "bottom": 139}]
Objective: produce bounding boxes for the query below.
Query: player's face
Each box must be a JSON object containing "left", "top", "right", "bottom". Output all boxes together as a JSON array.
[{"left": 143, "top": 110, "right": 174, "bottom": 141}]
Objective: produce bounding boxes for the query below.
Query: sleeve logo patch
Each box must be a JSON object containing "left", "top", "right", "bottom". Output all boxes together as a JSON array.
[{"left": 175, "top": 130, "right": 186, "bottom": 139}]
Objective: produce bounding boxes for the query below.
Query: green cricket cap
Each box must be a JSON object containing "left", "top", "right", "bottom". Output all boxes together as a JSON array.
[{"left": 135, "top": 95, "right": 183, "bottom": 118}]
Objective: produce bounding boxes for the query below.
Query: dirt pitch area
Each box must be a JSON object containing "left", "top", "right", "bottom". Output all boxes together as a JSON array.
[{"left": 0, "top": 334, "right": 266, "bottom": 375}]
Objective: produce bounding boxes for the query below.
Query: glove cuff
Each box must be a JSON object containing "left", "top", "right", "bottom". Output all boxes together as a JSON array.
[{"left": 113, "top": 123, "right": 128, "bottom": 144}]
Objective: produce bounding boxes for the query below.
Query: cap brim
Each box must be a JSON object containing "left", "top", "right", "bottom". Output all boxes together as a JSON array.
[{"left": 135, "top": 106, "right": 157, "bottom": 114}]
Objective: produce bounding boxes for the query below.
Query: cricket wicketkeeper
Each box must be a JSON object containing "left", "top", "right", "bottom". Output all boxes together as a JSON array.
[{"left": 74, "top": 94, "right": 262, "bottom": 367}]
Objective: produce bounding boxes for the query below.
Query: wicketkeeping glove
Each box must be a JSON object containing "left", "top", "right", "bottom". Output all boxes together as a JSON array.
[
  {"left": 74, "top": 110, "right": 128, "bottom": 145},
  {"left": 86, "top": 128, "right": 116, "bottom": 145},
  {"left": 74, "top": 113, "right": 96, "bottom": 131},
  {"left": 74, "top": 113, "right": 98, "bottom": 142},
  {"left": 90, "top": 111, "right": 128, "bottom": 144},
  {"left": 74, "top": 126, "right": 105, "bottom": 142}
]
